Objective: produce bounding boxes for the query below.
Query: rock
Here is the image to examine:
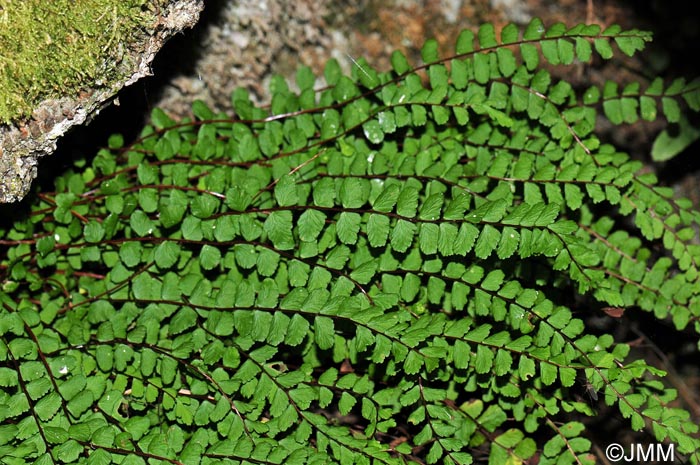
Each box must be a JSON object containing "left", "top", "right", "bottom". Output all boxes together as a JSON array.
[{"left": 490, "top": 0, "right": 531, "bottom": 24}]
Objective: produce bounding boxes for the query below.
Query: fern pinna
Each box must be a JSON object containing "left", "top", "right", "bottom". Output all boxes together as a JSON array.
[{"left": 1, "top": 18, "right": 699, "bottom": 465}]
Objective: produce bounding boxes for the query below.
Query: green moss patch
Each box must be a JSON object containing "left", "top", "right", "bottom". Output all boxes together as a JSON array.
[{"left": 0, "top": 0, "right": 165, "bottom": 124}]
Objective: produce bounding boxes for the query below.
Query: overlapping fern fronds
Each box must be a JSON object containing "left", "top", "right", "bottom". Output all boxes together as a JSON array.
[{"left": 1, "top": 18, "right": 700, "bottom": 465}]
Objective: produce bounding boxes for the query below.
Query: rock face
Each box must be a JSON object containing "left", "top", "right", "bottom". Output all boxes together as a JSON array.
[
  {"left": 0, "top": 0, "right": 203, "bottom": 204},
  {"left": 145, "top": 0, "right": 519, "bottom": 120}
]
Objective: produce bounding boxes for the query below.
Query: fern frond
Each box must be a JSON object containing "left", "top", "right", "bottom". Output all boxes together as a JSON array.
[{"left": 1, "top": 18, "right": 699, "bottom": 465}]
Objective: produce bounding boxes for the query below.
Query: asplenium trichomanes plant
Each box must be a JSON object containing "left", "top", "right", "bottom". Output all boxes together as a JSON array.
[{"left": 1, "top": 18, "right": 699, "bottom": 465}]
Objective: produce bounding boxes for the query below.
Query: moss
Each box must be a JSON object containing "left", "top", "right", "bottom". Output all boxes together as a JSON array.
[{"left": 0, "top": 0, "right": 168, "bottom": 124}]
